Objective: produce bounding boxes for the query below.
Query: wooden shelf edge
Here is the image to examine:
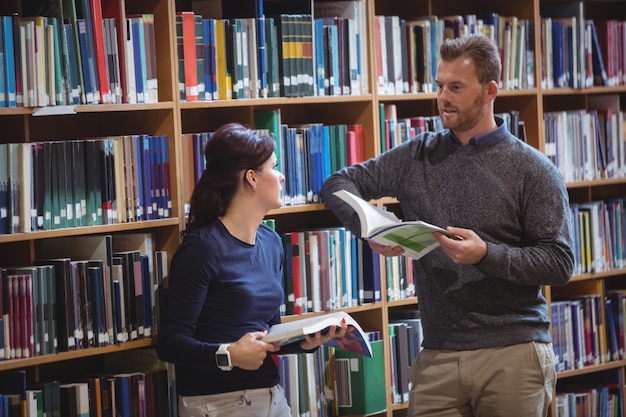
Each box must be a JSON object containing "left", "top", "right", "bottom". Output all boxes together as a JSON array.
[
  {"left": 0, "top": 338, "right": 154, "bottom": 371},
  {"left": 557, "top": 359, "right": 626, "bottom": 379},
  {"left": 0, "top": 218, "right": 181, "bottom": 243}
]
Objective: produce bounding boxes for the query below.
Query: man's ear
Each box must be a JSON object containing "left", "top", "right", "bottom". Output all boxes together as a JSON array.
[{"left": 486, "top": 80, "right": 498, "bottom": 102}]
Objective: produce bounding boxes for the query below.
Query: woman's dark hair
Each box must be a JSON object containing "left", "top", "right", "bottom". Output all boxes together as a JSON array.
[
  {"left": 184, "top": 122, "right": 275, "bottom": 235},
  {"left": 439, "top": 35, "right": 501, "bottom": 85}
]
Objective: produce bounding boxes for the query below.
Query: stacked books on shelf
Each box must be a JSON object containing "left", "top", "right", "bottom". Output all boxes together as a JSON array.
[
  {"left": 275, "top": 322, "right": 386, "bottom": 416},
  {"left": 539, "top": 1, "right": 625, "bottom": 89},
  {"left": 182, "top": 116, "right": 365, "bottom": 207},
  {"left": 373, "top": 13, "right": 534, "bottom": 94},
  {"left": 543, "top": 94, "right": 626, "bottom": 183},
  {"left": 0, "top": 233, "right": 169, "bottom": 360},
  {"left": 0, "top": 134, "right": 172, "bottom": 235},
  {"left": 569, "top": 198, "right": 626, "bottom": 276},
  {"left": 279, "top": 227, "right": 391, "bottom": 316},
  {"left": 0, "top": 367, "right": 173, "bottom": 417},
  {"left": 0, "top": 0, "right": 158, "bottom": 108},
  {"left": 173, "top": 1, "right": 368, "bottom": 102}
]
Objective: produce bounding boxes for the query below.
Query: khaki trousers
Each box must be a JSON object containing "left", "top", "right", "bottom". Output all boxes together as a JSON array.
[
  {"left": 178, "top": 384, "right": 291, "bottom": 417},
  {"left": 407, "top": 342, "right": 556, "bottom": 417}
]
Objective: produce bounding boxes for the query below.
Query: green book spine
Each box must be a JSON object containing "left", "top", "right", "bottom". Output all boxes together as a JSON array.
[{"left": 335, "top": 339, "right": 386, "bottom": 415}]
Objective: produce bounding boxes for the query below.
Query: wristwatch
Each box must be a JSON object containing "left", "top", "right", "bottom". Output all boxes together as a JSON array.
[{"left": 215, "top": 344, "right": 233, "bottom": 371}]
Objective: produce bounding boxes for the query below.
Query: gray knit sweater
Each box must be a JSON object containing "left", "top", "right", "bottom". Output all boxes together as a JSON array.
[{"left": 320, "top": 118, "right": 574, "bottom": 350}]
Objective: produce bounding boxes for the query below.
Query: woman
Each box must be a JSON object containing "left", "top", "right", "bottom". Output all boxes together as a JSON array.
[{"left": 157, "top": 122, "right": 346, "bottom": 417}]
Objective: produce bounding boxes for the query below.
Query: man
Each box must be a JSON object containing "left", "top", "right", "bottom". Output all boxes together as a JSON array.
[{"left": 320, "top": 35, "right": 574, "bottom": 417}]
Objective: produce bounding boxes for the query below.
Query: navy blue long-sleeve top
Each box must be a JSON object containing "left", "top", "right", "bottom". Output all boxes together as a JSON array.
[{"left": 157, "top": 220, "right": 303, "bottom": 396}]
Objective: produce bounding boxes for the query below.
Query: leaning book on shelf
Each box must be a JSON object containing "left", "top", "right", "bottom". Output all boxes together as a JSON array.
[
  {"left": 263, "top": 311, "right": 373, "bottom": 357},
  {"left": 333, "top": 189, "right": 461, "bottom": 260}
]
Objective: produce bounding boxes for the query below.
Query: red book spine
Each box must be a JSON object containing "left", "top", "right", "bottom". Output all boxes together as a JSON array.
[
  {"left": 290, "top": 233, "right": 303, "bottom": 315},
  {"left": 23, "top": 274, "right": 34, "bottom": 358},
  {"left": 8, "top": 275, "right": 17, "bottom": 359},
  {"left": 90, "top": 0, "right": 112, "bottom": 103},
  {"left": 178, "top": 12, "right": 199, "bottom": 101},
  {"left": 101, "top": 0, "right": 129, "bottom": 102}
]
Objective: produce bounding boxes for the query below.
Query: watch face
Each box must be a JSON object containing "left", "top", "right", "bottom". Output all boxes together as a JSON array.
[{"left": 216, "top": 353, "right": 230, "bottom": 367}]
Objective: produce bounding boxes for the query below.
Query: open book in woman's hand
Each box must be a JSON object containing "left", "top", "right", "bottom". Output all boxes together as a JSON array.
[{"left": 263, "top": 311, "right": 374, "bottom": 357}]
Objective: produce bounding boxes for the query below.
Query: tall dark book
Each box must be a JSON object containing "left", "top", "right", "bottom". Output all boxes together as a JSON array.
[
  {"left": 31, "top": 142, "right": 45, "bottom": 230},
  {"left": 84, "top": 139, "right": 103, "bottom": 226},
  {"left": 112, "top": 251, "right": 141, "bottom": 340},
  {"left": 0, "top": 370, "right": 27, "bottom": 412},
  {"left": 38, "top": 234, "right": 114, "bottom": 346},
  {"left": 35, "top": 258, "right": 75, "bottom": 351}
]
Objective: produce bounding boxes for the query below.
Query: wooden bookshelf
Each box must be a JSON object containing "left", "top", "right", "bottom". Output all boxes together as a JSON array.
[{"left": 2, "top": 0, "right": 626, "bottom": 415}]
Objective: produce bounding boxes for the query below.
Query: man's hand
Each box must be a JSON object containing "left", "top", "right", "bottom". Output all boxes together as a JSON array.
[
  {"left": 367, "top": 239, "right": 404, "bottom": 257},
  {"left": 435, "top": 227, "right": 487, "bottom": 265}
]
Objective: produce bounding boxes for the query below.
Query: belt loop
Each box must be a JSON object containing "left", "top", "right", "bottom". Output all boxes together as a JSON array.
[{"left": 240, "top": 390, "right": 251, "bottom": 406}]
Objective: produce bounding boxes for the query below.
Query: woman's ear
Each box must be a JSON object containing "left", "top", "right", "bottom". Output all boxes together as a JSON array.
[{"left": 245, "top": 169, "right": 257, "bottom": 189}]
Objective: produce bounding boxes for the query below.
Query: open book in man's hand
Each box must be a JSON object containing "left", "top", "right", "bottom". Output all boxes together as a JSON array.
[
  {"left": 333, "top": 189, "right": 461, "bottom": 260},
  {"left": 263, "top": 311, "right": 373, "bottom": 357}
]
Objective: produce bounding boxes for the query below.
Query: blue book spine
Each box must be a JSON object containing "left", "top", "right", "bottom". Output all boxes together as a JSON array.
[
  {"left": 114, "top": 375, "right": 131, "bottom": 417},
  {"left": 350, "top": 233, "right": 358, "bottom": 306},
  {"left": 2, "top": 17, "right": 16, "bottom": 107},
  {"left": 161, "top": 135, "right": 171, "bottom": 218},
  {"left": 130, "top": 18, "right": 146, "bottom": 103},
  {"left": 0, "top": 31, "right": 5, "bottom": 108},
  {"left": 551, "top": 21, "right": 564, "bottom": 88},
  {"left": 208, "top": 19, "right": 217, "bottom": 100},
  {"left": 329, "top": 24, "right": 340, "bottom": 95},
  {"left": 257, "top": 16, "right": 267, "bottom": 98},
  {"left": 64, "top": 24, "right": 81, "bottom": 105},
  {"left": 132, "top": 135, "right": 145, "bottom": 221},
  {"left": 153, "top": 134, "right": 163, "bottom": 218},
  {"left": 202, "top": 19, "right": 213, "bottom": 100},
  {"left": 79, "top": 0, "right": 100, "bottom": 103},
  {"left": 322, "top": 125, "right": 331, "bottom": 181},
  {"left": 140, "top": 135, "right": 153, "bottom": 220},
  {"left": 314, "top": 19, "right": 325, "bottom": 96},
  {"left": 77, "top": 19, "right": 95, "bottom": 104}
]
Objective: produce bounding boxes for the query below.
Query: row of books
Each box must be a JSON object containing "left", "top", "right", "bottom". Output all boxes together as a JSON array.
[
  {"left": 0, "top": 368, "right": 172, "bottom": 417},
  {"left": 380, "top": 104, "right": 525, "bottom": 152},
  {"left": 186, "top": 114, "right": 365, "bottom": 207},
  {"left": 544, "top": 103, "right": 626, "bottom": 183},
  {"left": 384, "top": 254, "right": 415, "bottom": 302},
  {"left": 570, "top": 198, "right": 626, "bottom": 276},
  {"left": 388, "top": 312, "right": 424, "bottom": 405},
  {"left": 279, "top": 228, "right": 385, "bottom": 316},
  {"left": 540, "top": 1, "right": 625, "bottom": 89},
  {"left": 555, "top": 386, "right": 621, "bottom": 417},
  {"left": 373, "top": 13, "right": 535, "bottom": 95},
  {"left": 0, "top": 233, "right": 168, "bottom": 360},
  {"left": 276, "top": 333, "right": 386, "bottom": 417},
  {"left": 0, "top": 134, "right": 172, "bottom": 235},
  {"left": 275, "top": 314, "right": 422, "bottom": 414},
  {"left": 551, "top": 290, "right": 626, "bottom": 373},
  {"left": 0, "top": 0, "right": 158, "bottom": 108},
  {"left": 175, "top": 1, "right": 368, "bottom": 102}
]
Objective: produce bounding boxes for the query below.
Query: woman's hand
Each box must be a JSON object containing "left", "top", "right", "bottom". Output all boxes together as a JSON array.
[
  {"left": 299, "top": 319, "right": 348, "bottom": 351},
  {"left": 228, "top": 331, "right": 281, "bottom": 370}
]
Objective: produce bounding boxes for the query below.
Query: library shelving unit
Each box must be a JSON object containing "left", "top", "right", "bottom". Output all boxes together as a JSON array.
[
  {"left": 0, "top": 0, "right": 184, "bottom": 394},
  {"left": 2, "top": 0, "right": 626, "bottom": 416}
]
